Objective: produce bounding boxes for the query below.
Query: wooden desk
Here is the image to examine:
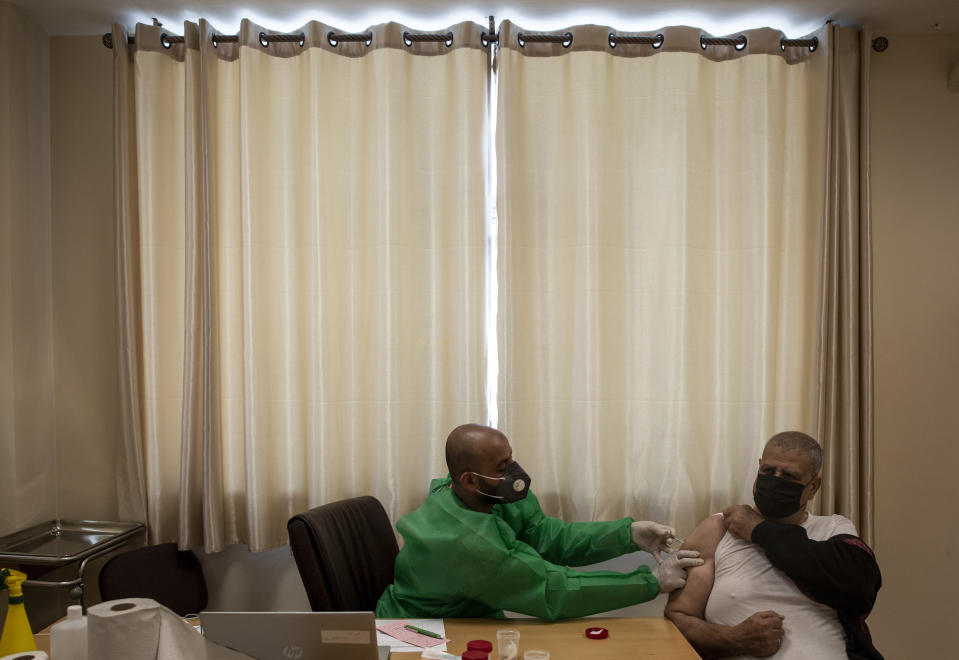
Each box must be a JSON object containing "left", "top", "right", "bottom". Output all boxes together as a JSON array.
[
  {"left": 35, "top": 616, "right": 701, "bottom": 659},
  {"left": 34, "top": 626, "right": 51, "bottom": 655},
  {"left": 443, "top": 617, "right": 701, "bottom": 659}
]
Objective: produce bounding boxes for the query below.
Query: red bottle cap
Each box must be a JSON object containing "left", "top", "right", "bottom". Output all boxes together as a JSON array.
[
  {"left": 463, "top": 651, "right": 489, "bottom": 660},
  {"left": 467, "top": 640, "right": 494, "bottom": 653},
  {"left": 585, "top": 626, "right": 609, "bottom": 639}
]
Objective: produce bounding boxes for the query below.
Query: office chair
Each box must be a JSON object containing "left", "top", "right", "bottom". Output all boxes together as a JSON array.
[
  {"left": 97, "top": 542, "right": 208, "bottom": 616},
  {"left": 287, "top": 495, "right": 399, "bottom": 611}
]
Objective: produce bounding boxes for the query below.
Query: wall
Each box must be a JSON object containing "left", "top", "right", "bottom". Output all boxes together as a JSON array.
[
  {"left": 868, "top": 33, "right": 959, "bottom": 657},
  {"left": 50, "top": 35, "right": 119, "bottom": 522},
  {"left": 0, "top": 1, "right": 57, "bottom": 537}
]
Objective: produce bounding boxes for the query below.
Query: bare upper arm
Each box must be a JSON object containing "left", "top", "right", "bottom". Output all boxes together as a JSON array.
[{"left": 665, "top": 514, "right": 726, "bottom": 620}]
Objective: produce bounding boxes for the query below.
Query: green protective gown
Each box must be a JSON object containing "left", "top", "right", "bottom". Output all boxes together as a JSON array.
[{"left": 375, "top": 477, "right": 660, "bottom": 620}]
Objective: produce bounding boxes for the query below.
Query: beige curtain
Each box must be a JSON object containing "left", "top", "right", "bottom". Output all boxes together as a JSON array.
[
  {"left": 496, "top": 23, "right": 831, "bottom": 536},
  {"left": 114, "top": 19, "right": 490, "bottom": 551},
  {"left": 815, "top": 25, "right": 874, "bottom": 545},
  {"left": 113, "top": 26, "right": 149, "bottom": 531}
]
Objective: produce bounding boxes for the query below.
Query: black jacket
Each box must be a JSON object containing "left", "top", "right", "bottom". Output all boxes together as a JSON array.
[{"left": 751, "top": 519, "right": 883, "bottom": 660}]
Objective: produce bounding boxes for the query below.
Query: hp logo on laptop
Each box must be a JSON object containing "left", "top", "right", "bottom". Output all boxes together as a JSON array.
[{"left": 282, "top": 646, "right": 304, "bottom": 659}]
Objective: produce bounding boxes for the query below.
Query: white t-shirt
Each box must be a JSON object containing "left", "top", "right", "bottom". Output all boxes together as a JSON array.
[{"left": 704, "top": 513, "right": 858, "bottom": 659}]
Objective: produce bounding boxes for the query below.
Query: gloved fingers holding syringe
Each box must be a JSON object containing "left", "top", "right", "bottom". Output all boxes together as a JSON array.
[{"left": 630, "top": 520, "right": 687, "bottom": 561}]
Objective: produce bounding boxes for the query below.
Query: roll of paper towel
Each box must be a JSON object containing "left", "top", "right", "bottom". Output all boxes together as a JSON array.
[
  {"left": 0, "top": 652, "right": 49, "bottom": 660},
  {"left": 87, "top": 598, "right": 252, "bottom": 660}
]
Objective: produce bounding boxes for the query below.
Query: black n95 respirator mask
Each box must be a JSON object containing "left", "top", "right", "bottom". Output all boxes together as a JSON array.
[{"left": 472, "top": 462, "right": 531, "bottom": 504}]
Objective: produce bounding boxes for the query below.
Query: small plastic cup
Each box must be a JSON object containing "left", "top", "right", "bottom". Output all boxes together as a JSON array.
[
  {"left": 523, "top": 652, "right": 550, "bottom": 660},
  {"left": 496, "top": 629, "right": 520, "bottom": 660}
]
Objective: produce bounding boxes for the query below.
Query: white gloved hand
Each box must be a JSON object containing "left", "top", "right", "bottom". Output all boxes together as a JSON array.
[
  {"left": 630, "top": 520, "right": 676, "bottom": 557},
  {"left": 652, "top": 549, "right": 704, "bottom": 593}
]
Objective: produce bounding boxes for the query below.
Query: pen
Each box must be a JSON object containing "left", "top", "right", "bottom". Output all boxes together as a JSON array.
[{"left": 405, "top": 624, "right": 442, "bottom": 639}]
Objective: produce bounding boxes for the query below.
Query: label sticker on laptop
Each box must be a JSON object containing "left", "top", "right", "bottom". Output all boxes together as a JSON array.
[{"left": 321, "top": 630, "right": 372, "bottom": 645}]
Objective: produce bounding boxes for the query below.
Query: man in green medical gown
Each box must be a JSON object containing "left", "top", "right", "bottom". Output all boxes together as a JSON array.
[{"left": 376, "top": 424, "right": 703, "bottom": 620}]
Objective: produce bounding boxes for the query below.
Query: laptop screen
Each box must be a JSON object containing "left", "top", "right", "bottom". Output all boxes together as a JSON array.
[{"left": 200, "top": 611, "right": 387, "bottom": 660}]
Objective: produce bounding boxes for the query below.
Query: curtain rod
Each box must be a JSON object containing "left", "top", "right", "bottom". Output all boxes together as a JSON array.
[
  {"left": 102, "top": 27, "right": 818, "bottom": 52},
  {"left": 101, "top": 30, "right": 455, "bottom": 49}
]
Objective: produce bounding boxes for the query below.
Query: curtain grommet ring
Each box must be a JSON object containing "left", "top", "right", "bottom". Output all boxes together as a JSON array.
[
  {"left": 608, "top": 32, "right": 663, "bottom": 50},
  {"left": 259, "top": 31, "right": 270, "bottom": 48},
  {"left": 328, "top": 31, "right": 373, "bottom": 47},
  {"left": 518, "top": 31, "right": 572, "bottom": 48},
  {"left": 701, "top": 34, "right": 747, "bottom": 51},
  {"left": 781, "top": 36, "right": 818, "bottom": 52},
  {"left": 160, "top": 33, "right": 172, "bottom": 49},
  {"left": 402, "top": 31, "right": 454, "bottom": 48}
]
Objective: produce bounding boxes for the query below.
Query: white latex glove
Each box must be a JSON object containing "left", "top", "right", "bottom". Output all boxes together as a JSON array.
[
  {"left": 652, "top": 549, "right": 704, "bottom": 593},
  {"left": 630, "top": 520, "right": 676, "bottom": 557}
]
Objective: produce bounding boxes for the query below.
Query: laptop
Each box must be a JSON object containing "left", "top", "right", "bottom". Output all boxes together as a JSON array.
[{"left": 200, "top": 611, "right": 391, "bottom": 660}]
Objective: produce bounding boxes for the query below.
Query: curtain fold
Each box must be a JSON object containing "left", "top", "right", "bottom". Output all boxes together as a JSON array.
[
  {"left": 114, "top": 19, "right": 490, "bottom": 551},
  {"left": 814, "top": 24, "right": 874, "bottom": 545},
  {"left": 113, "top": 24, "right": 149, "bottom": 528},
  {"left": 495, "top": 21, "right": 830, "bottom": 535}
]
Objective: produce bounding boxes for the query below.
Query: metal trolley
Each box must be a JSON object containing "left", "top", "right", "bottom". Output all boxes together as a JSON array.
[{"left": 0, "top": 520, "right": 145, "bottom": 631}]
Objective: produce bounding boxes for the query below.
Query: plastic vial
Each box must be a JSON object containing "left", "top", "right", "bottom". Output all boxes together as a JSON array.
[
  {"left": 50, "top": 605, "right": 88, "bottom": 660},
  {"left": 496, "top": 629, "right": 520, "bottom": 660}
]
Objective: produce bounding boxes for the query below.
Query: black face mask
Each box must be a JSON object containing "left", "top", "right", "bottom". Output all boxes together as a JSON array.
[
  {"left": 472, "top": 462, "right": 531, "bottom": 504},
  {"left": 753, "top": 473, "right": 812, "bottom": 519}
]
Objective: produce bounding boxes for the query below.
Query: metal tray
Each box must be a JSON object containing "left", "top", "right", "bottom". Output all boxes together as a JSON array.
[{"left": 0, "top": 519, "right": 145, "bottom": 565}]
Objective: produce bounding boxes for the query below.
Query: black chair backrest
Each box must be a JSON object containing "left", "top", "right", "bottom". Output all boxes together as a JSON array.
[
  {"left": 98, "top": 542, "right": 208, "bottom": 616},
  {"left": 287, "top": 495, "right": 399, "bottom": 612}
]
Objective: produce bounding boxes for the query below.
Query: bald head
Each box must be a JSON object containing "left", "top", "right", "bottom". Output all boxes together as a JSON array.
[{"left": 446, "top": 424, "right": 508, "bottom": 479}]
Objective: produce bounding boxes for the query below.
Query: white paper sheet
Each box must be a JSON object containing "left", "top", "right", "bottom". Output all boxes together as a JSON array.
[{"left": 375, "top": 618, "right": 448, "bottom": 654}]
